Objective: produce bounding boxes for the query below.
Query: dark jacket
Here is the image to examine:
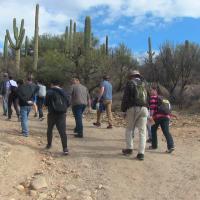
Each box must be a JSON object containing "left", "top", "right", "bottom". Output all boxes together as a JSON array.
[
  {"left": 17, "top": 83, "right": 39, "bottom": 106},
  {"left": 121, "top": 78, "right": 148, "bottom": 112},
  {"left": 45, "top": 87, "right": 69, "bottom": 114}
]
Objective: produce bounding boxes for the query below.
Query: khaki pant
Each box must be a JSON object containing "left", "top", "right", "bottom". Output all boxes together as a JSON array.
[
  {"left": 97, "top": 100, "right": 113, "bottom": 125},
  {"left": 125, "top": 106, "right": 148, "bottom": 154}
]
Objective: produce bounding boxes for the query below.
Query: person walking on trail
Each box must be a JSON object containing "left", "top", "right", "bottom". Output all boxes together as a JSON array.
[
  {"left": 93, "top": 75, "right": 113, "bottom": 129},
  {"left": 7, "top": 76, "right": 20, "bottom": 120},
  {"left": 121, "top": 70, "right": 148, "bottom": 161},
  {"left": 70, "top": 77, "right": 91, "bottom": 138},
  {"left": 36, "top": 80, "right": 46, "bottom": 121},
  {"left": 45, "top": 80, "right": 69, "bottom": 155},
  {"left": 0, "top": 73, "right": 9, "bottom": 116},
  {"left": 148, "top": 86, "right": 175, "bottom": 153},
  {"left": 17, "top": 79, "right": 38, "bottom": 137}
]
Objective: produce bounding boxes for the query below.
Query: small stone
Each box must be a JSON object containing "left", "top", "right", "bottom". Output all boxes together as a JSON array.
[
  {"left": 39, "top": 193, "right": 48, "bottom": 199},
  {"left": 81, "top": 190, "right": 92, "bottom": 196},
  {"left": 30, "top": 190, "right": 37, "bottom": 197},
  {"left": 97, "top": 184, "right": 103, "bottom": 190},
  {"left": 31, "top": 176, "right": 48, "bottom": 190},
  {"left": 64, "top": 184, "right": 77, "bottom": 192},
  {"left": 16, "top": 185, "right": 25, "bottom": 192}
]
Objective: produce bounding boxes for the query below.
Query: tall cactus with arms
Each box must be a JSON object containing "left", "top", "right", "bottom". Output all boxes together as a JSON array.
[
  {"left": 6, "top": 18, "right": 25, "bottom": 72},
  {"left": 33, "top": 4, "right": 39, "bottom": 71}
]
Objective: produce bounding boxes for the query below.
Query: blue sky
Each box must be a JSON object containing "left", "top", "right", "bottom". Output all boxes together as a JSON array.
[{"left": 0, "top": 0, "right": 200, "bottom": 57}]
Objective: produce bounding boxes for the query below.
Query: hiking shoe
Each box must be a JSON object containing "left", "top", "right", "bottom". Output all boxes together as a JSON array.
[
  {"left": 93, "top": 122, "right": 101, "bottom": 127},
  {"left": 45, "top": 144, "right": 52, "bottom": 149},
  {"left": 149, "top": 146, "right": 157, "bottom": 150},
  {"left": 136, "top": 153, "right": 144, "bottom": 161},
  {"left": 74, "top": 134, "right": 83, "bottom": 138},
  {"left": 39, "top": 117, "right": 44, "bottom": 121},
  {"left": 107, "top": 125, "right": 113, "bottom": 129},
  {"left": 63, "top": 148, "right": 69, "bottom": 155},
  {"left": 122, "top": 149, "right": 133, "bottom": 155},
  {"left": 146, "top": 138, "right": 152, "bottom": 143},
  {"left": 166, "top": 147, "right": 175, "bottom": 153}
]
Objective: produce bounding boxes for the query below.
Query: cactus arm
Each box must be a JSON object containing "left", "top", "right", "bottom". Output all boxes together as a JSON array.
[{"left": 6, "top": 30, "right": 16, "bottom": 49}]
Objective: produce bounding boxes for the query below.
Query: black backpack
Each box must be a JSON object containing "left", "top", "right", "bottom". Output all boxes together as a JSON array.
[
  {"left": 51, "top": 89, "right": 69, "bottom": 113},
  {"left": 157, "top": 96, "right": 171, "bottom": 115}
]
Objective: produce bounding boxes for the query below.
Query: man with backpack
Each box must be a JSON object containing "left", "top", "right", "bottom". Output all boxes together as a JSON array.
[
  {"left": 45, "top": 80, "right": 69, "bottom": 155},
  {"left": 36, "top": 80, "right": 46, "bottom": 121},
  {"left": 17, "top": 79, "right": 38, "bottom": 136},
  {"left": 121, "top": 70, "right": 148, "bottom": 160},
  {"left": 0, "top": 73, "right": 9, "bottom": 116},
  {"left": 149, "top": 86, "right": 175, "bottom": 153}
]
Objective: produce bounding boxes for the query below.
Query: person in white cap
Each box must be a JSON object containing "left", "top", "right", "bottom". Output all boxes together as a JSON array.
[{"left": 121, "top": 70, "right": 148, "bottom": 160}]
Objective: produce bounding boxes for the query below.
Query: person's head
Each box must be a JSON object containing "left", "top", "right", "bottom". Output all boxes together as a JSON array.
[
  {"left": 27, "top": 77, "right": 32, "bottom": 83},
  {"left": 17, "top": 79, "right": 24, "bottom": 86},
  {"left": 103, "top": 75, "right": 110, "bottom": 81},
  {"left": 9, "top": 76, "right": 13, "bottom": 80},
  {"left": 50, "top": 79, "right": 61, "bottom": 87},
  {"left": 150, "top": 86, "right": 158, "bottom": 96},
  {"left": 71, "top": 77, "right": 80, "bottom": 84},
  {"left": 3, "top": 73, "right": 8, "bottom": 79},
  {"left": 128, "top": 70, "right": 141, "bottom": 80}
]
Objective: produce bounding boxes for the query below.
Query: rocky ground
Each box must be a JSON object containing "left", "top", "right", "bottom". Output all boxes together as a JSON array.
[{"left": 0, "top": 108, "right": 200, "bottom": 200}]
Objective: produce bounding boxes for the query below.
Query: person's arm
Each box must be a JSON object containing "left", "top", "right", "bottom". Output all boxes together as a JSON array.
[
  {"left": 121, "top": 81, "right": 130, "bottom": 112},
  {"left": 97, "top": 82, "right": 104, "bottom": 102}
]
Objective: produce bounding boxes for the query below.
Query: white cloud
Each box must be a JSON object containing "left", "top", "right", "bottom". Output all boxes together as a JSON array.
[{"left": 0, "top": 0, "right": 200, "bottom": 51}]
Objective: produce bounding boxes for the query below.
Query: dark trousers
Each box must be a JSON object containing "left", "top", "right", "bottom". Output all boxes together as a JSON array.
[
  {"left": 151, "top": 118, "right": 174, "bottom": 150},
  {"left": 72, "top": 104, "right": 86, "bottom": 136},
  {"left": 8, "top": 93, "right": 19, "bottom": 119},
  {"left": 47, "top": 113, "right": 67, "bottom": 150},
  {"left": 37, "top": 97, "right": 45, "bottom": 118}
]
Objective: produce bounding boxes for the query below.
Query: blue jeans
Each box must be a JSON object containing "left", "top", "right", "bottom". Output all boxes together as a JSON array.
[
  {"left": 151, "top": 118, "right": 174, "bottom": 150},
  {"left": 72, "top": 104, "right": 86, "bottom": 136},
  {"left": 20, "top": 106, "right": 31, "bottom": 136}
]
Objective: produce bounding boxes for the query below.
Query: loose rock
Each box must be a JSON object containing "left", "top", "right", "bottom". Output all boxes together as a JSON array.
[{"left": 31, "top": 176, "right": 48, "bottom": 190}]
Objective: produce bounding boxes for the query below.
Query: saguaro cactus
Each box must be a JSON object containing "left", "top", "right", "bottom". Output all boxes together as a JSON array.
[
  {"left": 69, "top": 19, "right": 73, "bottom": 53},
  {"left": 84, "top": 16, "right": 91, "bottom": 51},
  {"left": 33, "top": 4, "right": 39, "bottom": 71},
  {"left": 147, "top": 36, "right": 156, "bottom": 82},
  {"left": 6, "top": 18, "right": 25, "bottom": 72},
  {"left": 106, "top": 35, "right": 108, "bottom": 55},
  {"left": 25, "top": 36, "right": 29, "bottom": 56},
  {"left": 64, "top": 26, "right": 69, "bottom": 55}
]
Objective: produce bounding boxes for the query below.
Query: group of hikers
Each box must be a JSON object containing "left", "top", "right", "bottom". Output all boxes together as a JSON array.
[{"left": 0, "top": 70, "right": 175, "bottom": 160}]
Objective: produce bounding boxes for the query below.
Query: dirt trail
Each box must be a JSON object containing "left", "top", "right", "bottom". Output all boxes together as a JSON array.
[{"left": 0, "top": 110, "right": 200, "bottom": 200}]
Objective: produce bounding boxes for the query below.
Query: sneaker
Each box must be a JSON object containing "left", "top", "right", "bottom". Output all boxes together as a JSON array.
[
  {"left": 149, "top": 146, "right": 157, "bottom": 150},
  {"left": 166, "top": 147, "right": 175, "bottom": 153},
  {"left": 39, "top": 117, "right": 44, "bottom": 121},
  {"left": 63, "top": 148, "right": 69, "bottom": 155},
  {"left": 93, "top": 122, "right": 101, "bottom": 127},
  {"left": 107, "top": 125, "right": 113, "bottom": 129},
  {"left": 146, "top": 138, "right": 152, "bottom": 143},
  {"left": 136, "top": 153, "right": 144, "bottom": 161},
  {"left": 45, "top": 144, "right": 52, "bottom": 149},
  {"left": 74, "top": 134, "right": 83, "bottom": 138},
  {"left": 122, "top": 149, "right": 133, "bottom": 155}
]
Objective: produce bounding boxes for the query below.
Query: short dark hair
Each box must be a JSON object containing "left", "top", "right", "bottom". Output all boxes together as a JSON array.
[
  {"left": 51, "top": 79, "right": 61, "bottom": 86},
  {"left": 103, "top": 75, "right": 110, "bottom": 80},
  {"left": 17, "top": 79, "right": 24, "bottom": 85}
]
